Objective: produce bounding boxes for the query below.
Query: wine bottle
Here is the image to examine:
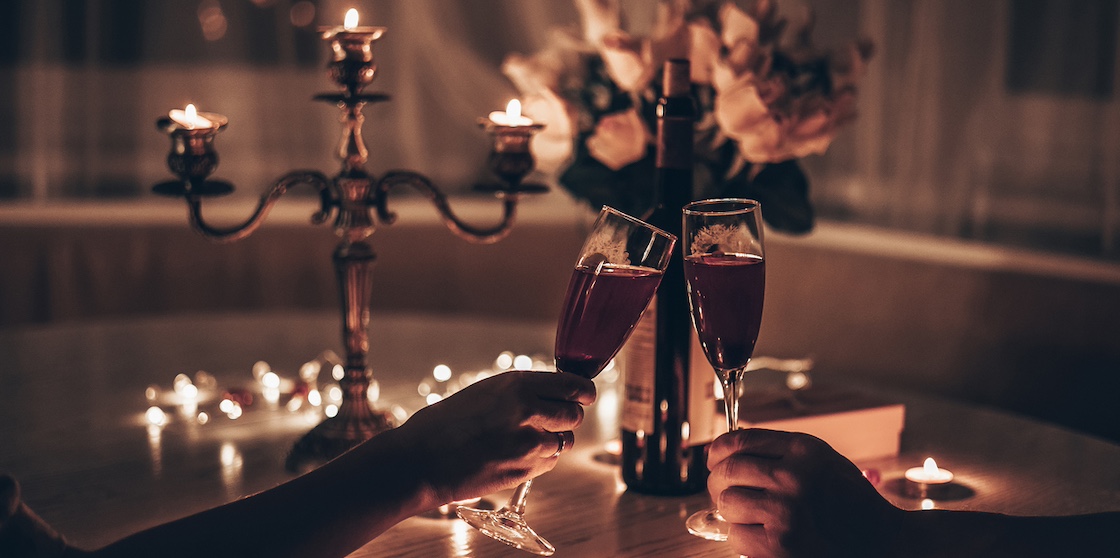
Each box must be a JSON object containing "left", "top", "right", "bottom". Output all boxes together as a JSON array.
[{"left": 620, "top": 59, "right": 713, "bottom": 495}]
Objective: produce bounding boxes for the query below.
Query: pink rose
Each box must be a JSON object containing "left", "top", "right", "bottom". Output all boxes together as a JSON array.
[{"left": 586, "top": 108, "right": 648, "bottom": 170}]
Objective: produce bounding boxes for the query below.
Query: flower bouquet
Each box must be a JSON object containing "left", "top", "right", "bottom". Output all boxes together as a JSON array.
[{"left": 502, "top": 0, "right": 873, "bottom": 233}]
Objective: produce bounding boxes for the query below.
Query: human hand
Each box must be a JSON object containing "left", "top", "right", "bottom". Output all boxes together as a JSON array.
[
  {"left": 707, "top": 429, "right": 903, "bottom": 558},
  {"left": 393, "top": 370, "right": 596, "bottom": 506}
]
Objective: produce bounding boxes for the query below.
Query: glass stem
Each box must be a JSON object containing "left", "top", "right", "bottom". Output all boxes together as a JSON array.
[
  {"left": 506, "top": 479, "right": 533, "bottom": 515},
  {"left": 721, "top": 367, "right": 745, "bottom": 434}
]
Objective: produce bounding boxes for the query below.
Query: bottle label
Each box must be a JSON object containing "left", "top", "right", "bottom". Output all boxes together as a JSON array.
[
  {"left": 688, "top": 332, "right": 718, "bottom": 444},
  {"left": 621, "top": 296, "right": 717, "bottom": 445},
  {"left": 621, "top": 302, "right": 656, "bottom": 433}
]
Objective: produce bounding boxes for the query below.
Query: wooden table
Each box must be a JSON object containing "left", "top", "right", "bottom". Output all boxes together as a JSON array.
[{"left": 3, "top": 312, "right": 1119, "bottom": 557}]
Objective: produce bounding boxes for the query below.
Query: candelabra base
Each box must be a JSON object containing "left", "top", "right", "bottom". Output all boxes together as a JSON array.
[{"left": 285, "top": 404, "right": 395, "bottom": 473}]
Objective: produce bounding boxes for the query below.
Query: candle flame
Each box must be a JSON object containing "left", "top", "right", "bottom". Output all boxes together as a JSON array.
[
  {"left": 344, "top": 8, "right": 359, "bottom": 30},
  {"left": 505, "top": 99, "right": 522, "bottom": 119},
  {"left": 185, "top": 104, "right": 199, "bottom": 120},
  {"left": 923, "top": 457, "right": 939, "bottom": 475}
]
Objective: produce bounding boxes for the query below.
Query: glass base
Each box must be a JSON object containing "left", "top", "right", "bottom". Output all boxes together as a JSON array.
[
  {"left": 686, "top": 507, "right": 730, "bottom": 541},
  {"left": 456, "top": 506, "right": 556, "bottom": 556}
]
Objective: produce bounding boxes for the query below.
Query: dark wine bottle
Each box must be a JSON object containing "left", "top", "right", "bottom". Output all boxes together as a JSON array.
[{"left": 620, "top": 59, "right": 712, "bottom": 495}]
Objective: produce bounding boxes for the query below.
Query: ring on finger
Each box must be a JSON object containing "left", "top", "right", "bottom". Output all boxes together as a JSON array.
[{"left": 549, "top": 431, "right": 566, "bottom": 458}]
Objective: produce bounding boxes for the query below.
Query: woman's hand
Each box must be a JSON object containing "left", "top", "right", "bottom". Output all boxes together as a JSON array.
[
  {"left": 393, "top": 370, "right": 596, "bottom": 506},
  {"left": 707, "top": 429, "right": 903, "bottom": 558}
]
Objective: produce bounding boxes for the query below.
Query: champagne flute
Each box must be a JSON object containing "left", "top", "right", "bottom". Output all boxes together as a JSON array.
[
  {"left": 681, "top": 198, "right": 766, "bottom": 541},
  {"left": 457, "top": 206, "right": 676, "bottom": 555}
]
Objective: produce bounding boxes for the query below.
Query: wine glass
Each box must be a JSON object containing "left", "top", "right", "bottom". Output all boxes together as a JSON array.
[
  {"left": 681, "top": 198, "right": 766, "bottom": 541},
  {"left": 457, "top": 206, "right": 676, "bottom": 555}
]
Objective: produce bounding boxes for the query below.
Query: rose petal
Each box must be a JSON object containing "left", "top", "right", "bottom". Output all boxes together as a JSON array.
[
  {"left": 688, "top": 22, "right": 721, "bottom": 85},
  {"left": 586, "top": 108, "right": 648, "bottom": 170}
]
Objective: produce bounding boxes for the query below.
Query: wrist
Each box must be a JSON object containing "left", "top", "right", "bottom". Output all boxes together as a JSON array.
[{"left": 342, "top": 427, "right": 440, "bottom": 520}]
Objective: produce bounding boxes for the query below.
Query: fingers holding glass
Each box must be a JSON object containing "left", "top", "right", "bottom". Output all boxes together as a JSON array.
[
  {"left": 458, "top": 206, "right": 674, "bottom": 555},
  {"left": 682, "top": 198, "right": 766, "bottom": 541}
]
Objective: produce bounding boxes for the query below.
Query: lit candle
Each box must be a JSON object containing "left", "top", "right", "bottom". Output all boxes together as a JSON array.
[
  {"left": 488, "top": 99, "right": 534, "bottom": 127},
  {"left": 344, "top": 7, "right": 359, "bottom": 29},
  {"left": 905, "top": 457, "right": 954, "bottom": 486},
  {"left": 168, "top": 104, "right": 215, "bottom": 130}
]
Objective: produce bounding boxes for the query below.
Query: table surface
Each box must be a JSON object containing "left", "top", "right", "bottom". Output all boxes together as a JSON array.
[{"left": 3, "top": 312, "right": 1120, "bottom": 557}]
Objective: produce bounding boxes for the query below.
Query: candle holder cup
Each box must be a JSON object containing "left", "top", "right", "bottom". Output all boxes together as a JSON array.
[{"left": 153, "top": 23, "right": 547, "bottom": 472}]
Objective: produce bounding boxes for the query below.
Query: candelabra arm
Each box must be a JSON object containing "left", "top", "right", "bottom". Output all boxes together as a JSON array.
[
  {"left": 375, "top": 170, "right": 518, "bottom": 245},
  {"left": 187, "top": 171, "right": 334, "bottom": 244}
]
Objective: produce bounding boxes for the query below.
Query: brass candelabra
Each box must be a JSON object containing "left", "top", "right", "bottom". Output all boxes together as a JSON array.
[{"left": 153, "top": 18, "right": 546, "bottom": 471}]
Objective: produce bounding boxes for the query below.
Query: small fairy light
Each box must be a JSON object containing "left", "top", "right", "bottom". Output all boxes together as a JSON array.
[
  {"left": 252, "top": 360, "right": 271, "bottom": 381},
  {"left": 173, "top": 373, "right": 193, "bottom": 394},
  {"left": 227, "top": 402, "right": 243, "bottom": 420},
  {"left": 262, "top": 387, "right": 280, "bottom": 405},
  {"left": 299, "top": 360, "right": 321, "bottom": 382},
  {"left": 219, "top": 398, "right": 235, "bottom": 414},
  {"left": 332, "top": 364, "right": 345, "bottom": 381},
  {"left": 180, "top": 383, "right": 199, "bottom": 400},
  {"left": 180, "top": 399, "right": 198, "bottom": 417},
  {"left": 425, "top": 393, "right": 443, "bottom": 406},
  {"left": 367, "top": 379, "right": 380, "bottom": 403},
  {"left": 495, "top": 351, "right": 514, "bottom": 370},
  {"left": 286, "top": 397, "right": 304, "bottom": 412},
  {"left": 327, "top": 385, "right": 343, "bottom": 402},
  {"left": 390, "top": 404, "right": 409, "bottom": 423},
  {"left": 261, "top": 371, "right": 281, "bottom": 389},
  {"left": 307, "top": 389, "right": 322, "bottom": 407},
  {"left": 145, "top": 385, "right": 160, "bottom": 402},
  {"left": 146, "top": 406, "right": 168, "bottom": 426},
  {"left": 921, "top": 498, "right": 935, "bottom": 510},
  {"left": 433, "top": 364, "right": 453, "bottom": 382},
  {"left": 417, "top": 381, "right": 432, "bottom": 397},
  {"left": 604, "top": 438, "right": 622, "bottom": 456},
  {"left": 513, "top": 354, "right": 533, "bottom": 370},
  {"left": 197, "top": 412, "right": 210, "bottom": 425},
  {"left": 786, "top": 371, "right": 811, "bottom": 391},
  {"left": 325, "top": 404, "right": 339, "bottom": 418},
  {"left": 194, "top": 370, "right": 217, "bottom": 390}
]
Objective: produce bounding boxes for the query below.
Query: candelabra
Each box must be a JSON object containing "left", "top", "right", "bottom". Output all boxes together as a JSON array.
[{"left": 153, "top": 16, "right": 546, "bottom": 472}]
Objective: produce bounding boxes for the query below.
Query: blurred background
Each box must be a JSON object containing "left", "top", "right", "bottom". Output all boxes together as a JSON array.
[{"left": 1, "top": 0, "right": 1119, "bottom": 442}]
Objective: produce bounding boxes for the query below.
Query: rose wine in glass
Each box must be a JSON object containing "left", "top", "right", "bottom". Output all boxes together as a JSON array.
[
  {"left": 681, "top": 198, "right": 766, "bottom": 541},
  {"left": 457, "top": 206, "right": 675, "bottom": 555}
]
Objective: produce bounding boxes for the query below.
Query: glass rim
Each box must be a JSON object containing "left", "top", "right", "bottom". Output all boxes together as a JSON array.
[
  {"left": 599, "top": 205, "right": 678, "bottom": 243},
  {"left": 681, "top": 198, "right": 760, "bottom": 217}
]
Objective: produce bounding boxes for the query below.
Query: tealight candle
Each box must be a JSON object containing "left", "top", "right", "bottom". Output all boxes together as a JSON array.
[
  {"left": 488, "top": 99, "right": 534, "bottom": 127},
  {"left": 169, "top": 104, "right": 215, "bottom": 130},
  {"left": 905, "top": 457, "right": 954, "bottom": 486}
]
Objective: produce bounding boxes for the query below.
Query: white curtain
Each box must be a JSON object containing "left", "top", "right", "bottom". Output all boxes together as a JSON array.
[
  {"left": 806, "top": 0, "right": 1120, "bottom": 258},
  {"left": 2, "top": 0, "right": 1119, "bottom": 259}
]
